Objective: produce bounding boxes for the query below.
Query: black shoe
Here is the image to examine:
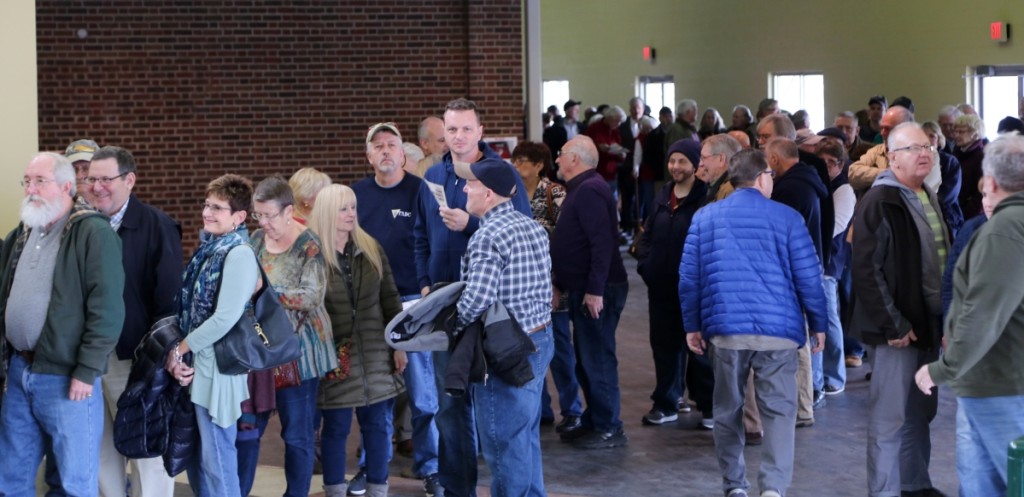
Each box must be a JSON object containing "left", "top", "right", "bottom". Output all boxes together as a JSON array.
[
  {"left": 902, "top": 488, "right": 949, "bottom": 497},
  {"left": 555, "top": 415, "right": 582, "bottom": 434},
  {"left": 559, "top": 425, "right": 590, "bottom": 442},
  {"left": 812, "top": 390, "right": 827, "bottom": 410},
  {"left": 540, "top": 416, "right": 555, "bottom": 426},
  {"left": 571, "top": 428, "right": 627, "bottom": 449}
]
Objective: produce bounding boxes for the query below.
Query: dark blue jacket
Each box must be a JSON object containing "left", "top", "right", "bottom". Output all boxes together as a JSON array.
[
  {"left": 679, "top": 188, "right": 828, "bottom": 344},
  {"left": 414, "top": 143, "right": 530, "bottom": 290},
  {"left": 551, "top": 169, "right": 628, "bottom": 295},
  {"left": 636, "top": 180, "right": 706, "bottom": 297},
  {"left": 941, "top": 214, "right": 987, "bottom": 319},
  {"left": 937, "top": 151, "right": 964, "bottom": 237},
  {"left": 115, "top": 195, "right": 183, "bottom": 359},
  {"left": 771, "top": 162, "right": 828, "bottom": 267}
]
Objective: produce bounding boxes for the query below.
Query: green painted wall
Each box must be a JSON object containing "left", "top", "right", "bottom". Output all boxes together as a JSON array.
[{"left": 541, "top": 0, "right": 1023, "bottom": 122}]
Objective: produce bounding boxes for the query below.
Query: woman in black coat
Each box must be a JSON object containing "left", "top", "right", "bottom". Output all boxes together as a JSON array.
[{"left": 635, "top": 139, "right": 713, "bottom": 427}]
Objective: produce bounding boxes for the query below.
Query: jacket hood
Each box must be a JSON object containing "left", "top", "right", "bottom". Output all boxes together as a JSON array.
[
  {"left": 441, "top": 141, "right": 502, "bottom": 170},
  {"left": 873, "top": 168, "right": 913, "bottom": 193},
  {"left": 777, "top": 162, "right": 827, "bottom": 199}
]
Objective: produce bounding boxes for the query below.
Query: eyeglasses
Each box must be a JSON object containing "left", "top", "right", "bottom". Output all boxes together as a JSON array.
[
  {"left": 890, "top": 144, "right": 936, "bottom": 155},
  {"left": 83, "top": 173, "right": 128, "bottom": 186},
  {"left": 557, "top": 149, "right": 575, "bottom": 159},
  {"left": 757, "top": 133, "right": 774, "bottom": 142},
  {"left": 20, "top": 178, "right": 55, "bottom": 189},
  {"left": 825, "top": 158, "right": 843, "bottom": 168},
  {"left": 201, "top": 201, "right": 232, "bottom": 213},
  {"left": 700, "top": 153, "right": 720, "bottom": 162},
  {"left": 762, "top": 169, "right": 776, "bottom": 178},
  {"left": 251, "top": 210, "right": 283, "bottom": 222}
]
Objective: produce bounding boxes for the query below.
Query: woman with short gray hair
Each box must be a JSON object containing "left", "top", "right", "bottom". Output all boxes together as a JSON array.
[{"left": 954, "top": 114, "right": 987, "bottom": 219}]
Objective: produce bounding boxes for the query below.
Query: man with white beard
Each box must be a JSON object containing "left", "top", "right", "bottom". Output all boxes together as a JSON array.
[{"left": 0, "top": 152, "right": 125, "bottom": 495}]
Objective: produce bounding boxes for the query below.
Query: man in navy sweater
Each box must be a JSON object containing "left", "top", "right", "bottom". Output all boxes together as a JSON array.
[
  {"left": 352, "top": 122, "right": 441, "bottom": 496},
  {"left": 550, "top": 135, "right": 630, "bottom": 450},
  {"left": 413, "top": 98, "right": 530, "bottom": 497}
]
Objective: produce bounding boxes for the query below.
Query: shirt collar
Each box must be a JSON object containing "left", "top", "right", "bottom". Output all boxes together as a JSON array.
[{"left": 109, "top": 196, "right": 130, "bottom": 231}]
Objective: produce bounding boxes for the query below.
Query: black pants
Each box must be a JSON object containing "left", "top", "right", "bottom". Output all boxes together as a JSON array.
[{"left": 648, "top": 290, "right": 714, "bottom": 414}]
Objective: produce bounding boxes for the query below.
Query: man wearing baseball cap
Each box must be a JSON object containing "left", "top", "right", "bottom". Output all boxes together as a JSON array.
[
  {"left": 65, "top": 139, "right": 100, "bottom": 206},
  {"left": 454, "top": 157, "right": 553, "bottom": 497},
  {"left": 543, "top": 99, "right": 586, "bottom": 177}
]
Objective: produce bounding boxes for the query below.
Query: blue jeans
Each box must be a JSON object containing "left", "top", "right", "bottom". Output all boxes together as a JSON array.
[
  {"left": 540, "top": 310, "right": 582, "bottom": 420},
  {"left": 321, "top": 398, "right": 395, "bottom": 486},
  {"left": 432, "top": 349, "right": 478, "bottom": 497},
  {"left": 568, "top": 282, "right": 628, "bottom": 433},
  {"left": 0, "top": 354, "right": 103, "bottom": 497},
  {"left": 403, "top": 350, "right": 440, "bottom": 477},
  {"left": 812, "top": 277, "right": 846, "bottom": 391},
  {"left": 188, "top": 404, "right": 241, "bottom": 497},
  {"left": 237, "top": 377, "right": 319, "bottom": 497},
  {"left": 956, "top": 395, "right": 1024, "bottom": 496},
  {"left": 474, "top": 326, "right": 554, "bottom": 497}
]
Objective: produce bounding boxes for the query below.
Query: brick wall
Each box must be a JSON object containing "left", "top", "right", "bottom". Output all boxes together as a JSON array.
[{"left": 36, "top": 0, "right": 524, "bottom": 253}]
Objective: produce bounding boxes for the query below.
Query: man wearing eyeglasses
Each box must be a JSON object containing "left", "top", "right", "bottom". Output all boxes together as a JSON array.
[
  {"left": 85, "top": 145, "right": 182, "bottom": 497},
  {"left": 851, "top": 123, "right": 949, "bottom": 497},
  {"left": 681, "top": 148, "right": 826, "bottom": 497},
  {"left": 0, "top": 152, "right": 125, "bottom": 495}
]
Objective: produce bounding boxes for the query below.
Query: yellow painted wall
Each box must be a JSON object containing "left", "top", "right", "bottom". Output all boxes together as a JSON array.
[
  {"left": 0, "top": 0, "right": 38, "bottom": 231},
  {"left": 541, "top": 0, "right": 1022, "bottom": 122}
]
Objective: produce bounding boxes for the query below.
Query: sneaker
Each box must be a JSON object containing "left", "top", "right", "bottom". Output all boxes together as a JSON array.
[
  {"left": 845, "top": 355, "right": 863, "bottom": 367},
  {"left": 726, "top": 489, "right": 749, "bottom": 497},
  {"left": 761, "top": 490, "right": 782, "bottom": 497},
  {"left": 796, "top": 417, "right": 814, "bottom": 428},
  {"left": 555, "top": 415, "right": 582, "bottom": 434},
  {"left": 571, "top": 428, "right": 628, "bottom": 449},
  {"left": 424, "top": 473, "right": 442, "bottom": 497},
  {"left": 642, "top": 409, "right": 679, "bottom": 425},
  {"left": 677, "top": 398, "right": 692, "bottom": 413},
  {"left": 745, "top": 431, "right": 763, "bottom": 446},
  {"left": 347, "top": 468, "right": 367, "bottom": 496},
  {"left": 823, "top": 384, "right": 845, "bottom": 396},
  {"left": 700, "top": 417, "right": 715, "bottom": 430}
]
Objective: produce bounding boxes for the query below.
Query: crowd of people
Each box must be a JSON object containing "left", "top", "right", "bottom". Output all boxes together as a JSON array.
[{"left": 1, "top": 92, "right": 1024, "bottom": 497}]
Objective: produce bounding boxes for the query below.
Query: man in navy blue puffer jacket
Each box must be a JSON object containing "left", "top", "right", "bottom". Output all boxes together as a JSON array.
[{"left": 680, "top": 148, "right": 827, "bottom": 497}]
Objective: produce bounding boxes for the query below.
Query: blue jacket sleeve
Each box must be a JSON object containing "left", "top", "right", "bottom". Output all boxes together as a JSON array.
[
  {"left": 414, "top": 179, "right": 434, "bottom": 291},
  {"left": 679, "top": 213, "right": 703, "bottom": 333}
]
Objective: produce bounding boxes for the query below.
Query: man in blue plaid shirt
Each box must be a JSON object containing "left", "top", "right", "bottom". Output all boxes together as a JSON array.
[{"left": 455, "top": 157, "right": 554, "bottom": 497}]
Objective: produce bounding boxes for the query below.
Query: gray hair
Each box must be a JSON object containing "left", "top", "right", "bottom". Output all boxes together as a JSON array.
[
  {"left": 566, "top": 136, "right": 598, "bottom": 169},
  {"left": 732, "top": 104, "right": 752, "bottom": 120},
  {"left": 982, "top": 134, "right": 1024, "bottom": 193},
  {"left": 677, "top": 99, "right": 698, "bottom": 117},
  {"left": 955, "top": 114, "right": 985, "bottom": 141},
  {"left": 835, "top": 111, "right": 857, "bottom": 121},
  {"left": 758, "top": 114, "right": 796, "bottom": 140},
  {"left": 728, "top": 149, "right": 768, "bottom": 188},
  {"left": 34, "top": 152, "right": 76, "bottom": 197},
  {"left": 886, "top": 122, "right": 924, "bottom": 150},
  {"left": 604, "top": 105, "right": 626, "bottom": 122},
  {"left": 703, "top": 133, "right": 742, "bottom": 159},
  {"left": 938, "top": 105, "right": 962, "bottom": 120}
]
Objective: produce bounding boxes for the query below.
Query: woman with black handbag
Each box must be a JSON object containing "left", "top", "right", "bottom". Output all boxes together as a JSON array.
[
  {"left": 309, "top": 184, "right": 406, "bottom": 497},
  {"left": 235, "top": 176, "right": 337, "bottom": 497},
  {"left": 164, "top": 174, "right": 258, "bottom": 497}
]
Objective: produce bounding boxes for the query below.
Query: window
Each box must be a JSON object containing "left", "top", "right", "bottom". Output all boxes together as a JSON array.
[
  {"left": 636, "top": 76, "right": 675, "bottom": 115},
  {"left": 975, "top": 66, "right": 1024, "bottom": 138},
  {"left": 771, "top": 73, "right": 824, "bottom": 131},
  {"left": 542, "top": 80, "right": 570, "bottom": 115}
]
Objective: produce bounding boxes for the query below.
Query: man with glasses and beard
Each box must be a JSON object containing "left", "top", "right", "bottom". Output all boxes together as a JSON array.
[{"left": 0, "top": 152, "right": 125, "bottom": 495}]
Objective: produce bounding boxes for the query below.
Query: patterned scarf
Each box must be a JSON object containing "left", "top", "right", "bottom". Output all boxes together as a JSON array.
[{"left": 179, "top": 226, "right": 248, "bottom": 335}]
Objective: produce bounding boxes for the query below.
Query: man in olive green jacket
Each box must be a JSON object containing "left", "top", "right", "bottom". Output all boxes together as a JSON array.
[
  {"left": 916, "top": 134, "right": 1024, "bottom": 496},
  {"left": 0, "top": 152, "right": 125, "bottom": 495}
]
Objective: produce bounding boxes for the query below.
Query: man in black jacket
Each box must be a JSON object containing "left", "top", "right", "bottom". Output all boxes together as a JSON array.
[
  {"left": 88, "top": 146, "right": 182, "bottom": 497},
  {"left": 852, "top": 123, "right": 948, "bottom": 497}
]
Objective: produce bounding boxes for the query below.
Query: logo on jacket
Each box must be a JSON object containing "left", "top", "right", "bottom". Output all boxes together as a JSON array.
[{"left": 391, "top": 209, "right": 412, "bottom": 219}]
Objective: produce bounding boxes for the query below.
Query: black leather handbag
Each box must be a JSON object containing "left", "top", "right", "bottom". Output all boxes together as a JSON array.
[{"left": 213, "top": 265, "right": 301, "bottom": 375}]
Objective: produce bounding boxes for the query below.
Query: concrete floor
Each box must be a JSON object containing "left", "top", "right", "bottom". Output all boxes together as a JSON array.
[{"left": 173, "top": 252, "right": 959, "bottom": 497}]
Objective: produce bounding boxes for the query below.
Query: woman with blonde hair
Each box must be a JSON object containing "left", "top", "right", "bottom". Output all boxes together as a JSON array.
[
  {"left": 309, "top": 184, "right": 406, "bottom": 497},
  {"left": 289, "top": 167, "right": 332, "bottom": 224}
]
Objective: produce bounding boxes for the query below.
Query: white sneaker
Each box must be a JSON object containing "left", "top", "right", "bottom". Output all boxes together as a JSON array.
[{"left": 700, "top": 417, "right": 715, "bottom": 430}]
